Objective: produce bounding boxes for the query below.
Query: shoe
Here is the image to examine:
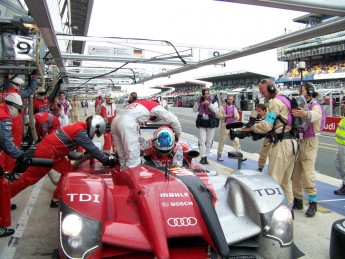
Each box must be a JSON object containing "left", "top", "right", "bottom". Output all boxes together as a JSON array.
[
  {"left": 305, "top": 201, "right": 317, "bottom": 217},
  {"left": 292, "top": 198, "right": 303, "bottom": 210},
  {"left": 199, "top": 157, "right": 206, "bottom": 165},
  {"left": 204, "top": 157, "right": 209, "bottom": 164},
  {"left": 291, "top": 209, "right": 294, "bottom": 220},
  {"left": 0, "top": 226, "right": 15, "bottom": 238},
  {"left": 240, "top": 157, "right": 247, "bottom": 162},
  {"left": 10, "top": 204, "right": 17, "bottom": 210},
  {"left": 217, "top": 155, "right": 223, "bottom": 161},
  {"left": 334, "top": 184, "right": 345, "bottom": 195},
  {"left": 256, "top": 168, "right": 263, "bottom": 172},
  {"left": 50, "top": 199, "right": 59, "bottom": 208}
]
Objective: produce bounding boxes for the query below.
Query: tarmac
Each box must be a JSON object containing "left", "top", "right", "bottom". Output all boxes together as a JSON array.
[{"left": 0, "top": 107, "right": 344, "bottom": 258}]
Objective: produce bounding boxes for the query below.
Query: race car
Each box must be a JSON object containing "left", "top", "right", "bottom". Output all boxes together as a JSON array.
[{"left": 58, "top": 126, "right": 295, "bottom": 259}]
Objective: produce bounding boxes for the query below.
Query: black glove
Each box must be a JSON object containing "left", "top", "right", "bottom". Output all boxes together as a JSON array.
[
  {"left": 106, "top": 122, "right": 111, "bottom": 132},
  {"left": 30, "top": 69, "right": 37, "bottom": 76},
  {"left": 103, "top": 155, "right": 117, "bottom": 168},
  {"left": 14, "top": 154, "right": 32, "bottom": 174}
]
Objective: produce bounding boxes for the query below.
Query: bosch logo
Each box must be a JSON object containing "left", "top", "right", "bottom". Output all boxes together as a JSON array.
[
  {"left": 167, "top": 217, "right": 197, "bottom": 227},
  {"left": 162, "top": 202, "right": 169, "bottom": 207}
]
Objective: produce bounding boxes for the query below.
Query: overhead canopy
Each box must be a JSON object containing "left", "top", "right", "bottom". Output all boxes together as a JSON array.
[{"left": 197, "top": 71, "right": 272, "bottom": 83}]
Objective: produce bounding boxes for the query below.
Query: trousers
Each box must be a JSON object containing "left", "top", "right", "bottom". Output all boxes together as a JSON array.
[
  {"left": 217, "top": 123, "right": 240, "bottom": 155},
  {"left": 198, "top": 127, "right": 215, "bottom": 157}
]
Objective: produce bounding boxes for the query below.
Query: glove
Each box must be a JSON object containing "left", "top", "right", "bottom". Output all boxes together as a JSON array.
[
  {"left": 106, "top": 122, "right": 111, "bottom": 132},
  {"left": 30, "top": 69, "right": 37, "bottom": 76},
  {"left": 14, "top": 154, "right": 32, "bottom": 174},
  {"left": 103, "top": 155, "right": 117, "bottom": 168}
]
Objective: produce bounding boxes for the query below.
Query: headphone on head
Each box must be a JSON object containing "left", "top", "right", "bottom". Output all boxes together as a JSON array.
[
  {"left": 267, "top": 83, "right": 276, "bottom": 94},
  {"left": 306, "top": 84, "right": 315, "bottom": 96}
]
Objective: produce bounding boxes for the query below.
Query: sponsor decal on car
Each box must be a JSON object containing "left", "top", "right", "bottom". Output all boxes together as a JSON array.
[
  {"left": 160, "top": 192, "right": 189, "bottom": 198},
  {"left": 253, "top": 188, "right": 283, "bottom": 197},
  {"left": 167, "top": 217, "right": 197, "bottom": 227},
  {"left": 67, "top": 193, "right": 100, "bottom": 203},
  {"left": 161, "top": 201, "right": 193, "bottom": 207}
]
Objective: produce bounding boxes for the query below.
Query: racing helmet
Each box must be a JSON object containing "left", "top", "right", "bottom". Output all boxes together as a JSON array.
[
  {"left": 105, "top": 93, "right": 115, "bottom": 104},
  {"left": 153, "top": 126, "right": 175, "bottom": 155},
  {"left": 4, "top": 93, "right": 23, "bottom": 112},
  {"left": 86, "top": 115, "right": 106, "bottom": 139}
]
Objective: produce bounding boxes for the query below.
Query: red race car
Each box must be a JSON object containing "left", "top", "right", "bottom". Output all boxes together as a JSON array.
[{"left": 58, "top": 125, "right": 295, "bottom": 259}]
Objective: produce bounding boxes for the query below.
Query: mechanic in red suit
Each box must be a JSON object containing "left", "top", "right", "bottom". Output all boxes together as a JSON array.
[
  {"left": 11, "top": 115, "right": 117, "bottom": 208},
  {"left": 0, "top": 93, "right": 31, "bottom": 238},
  {"left": 100, "top": 93, "right": 117, "bottom": 153},
  {"left": 33, "top": 88, "right": 51, "bottom": 114},
  {"left": 0, "top": 71, "right": 38, "bottom": 172},
  {"left": 140, "top": 126, "right": 183, "bottom": 167},
  {"left": 25, "top": 112, "right": 61, "bottom": 141},
  {"left": 111, "top": 99, "right": 182, "bottom": 170}
]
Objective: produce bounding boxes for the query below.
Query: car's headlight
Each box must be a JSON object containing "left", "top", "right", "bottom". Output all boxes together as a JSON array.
[
  {"left": 59, "top": 201, "right": 101, "bottom": 258},
  {"left": 262, "top": 204, "right": 293, "bottom": 246}
]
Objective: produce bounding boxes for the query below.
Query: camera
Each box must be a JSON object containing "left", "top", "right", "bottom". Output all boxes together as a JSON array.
[
  {"left": 230, "top": 128, "right": 251, "bottom": 140},
  {"left": 200, "top": 96, "right": 206, "bottom": 102}
]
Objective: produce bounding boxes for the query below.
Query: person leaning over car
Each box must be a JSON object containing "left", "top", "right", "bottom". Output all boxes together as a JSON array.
[
  {"left": 193, "top": 89, "right": 219, "bottom": 165},
  {"left": 10, "top": 115, "right": 117, "bottom": 208},
  {"left": 0, "top": 93, "right": 31, "bottom": 238},
  {"left": 241, "top": 79, "right": 297, "bottom": 207},
  {"left": 111, "top": 99, "right": 182, "bottom": 170}
]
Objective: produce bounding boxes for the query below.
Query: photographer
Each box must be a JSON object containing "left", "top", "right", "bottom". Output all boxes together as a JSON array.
[
  {"left": 193, "top": 89, "right": 219, "bottom": 165},
  {"left": 241, "top": 79, "right": 297, "bottom": 208},
  {"left": 255, "top": 103, "right": 270, "bottom": 172},
  {"left": 216, "top": 95, "right": 246, "bottom": 162}
]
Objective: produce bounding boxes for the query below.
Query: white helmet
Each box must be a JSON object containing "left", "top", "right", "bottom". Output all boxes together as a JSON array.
[
  {"left": 86, "top": 115, "right": 106, "bottom": 139},
  {"left": 11, "top": 77, "right": 25, "bottom": 87},
  {"left": 153, "top": 126, "right": 175, "bottom": 155},
  {"left": 4, "top": 93, "right": 23, "bottom": 111}
]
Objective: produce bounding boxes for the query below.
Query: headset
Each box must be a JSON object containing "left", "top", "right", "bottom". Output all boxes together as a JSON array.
[
  {"left": 261, "top": 79, "right": 276, "bottom": 94},
  {"left": 306, "top": 83, "right": 315, "bottom": 96}
]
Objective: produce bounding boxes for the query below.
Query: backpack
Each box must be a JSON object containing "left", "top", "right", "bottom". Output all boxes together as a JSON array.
[
  {"left": 310, "top": 101, "right": 326, "bottom": 132},
  {"left": 275, "top": 95, "right": 304, "bottom": 136}
]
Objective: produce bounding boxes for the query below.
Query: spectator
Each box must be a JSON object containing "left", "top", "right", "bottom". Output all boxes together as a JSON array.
[
  {"left": 255, "top": 103, "right": 270, "bottom": 172},
  {"left": 51, "top": 97, "right": 64, "bottom": 119},
  {"left": 291, "top": 82, "right": 322, "bottom": 217},
  {"left": 177, "top": 98, "right": 182, "bottom": 107},
  {"left": 242, "top": 79, "right": 297, "bottom": 208},
  {"left": 69, "top": 95, "right": 81, "bottom": 123},
  {"left": 58, "top": 91, "right": 70, "bottom": 126},
  {"left": 193, "top": 89, "right": 219, "bottom": 165},
  {"left": 10, "top": 115, "right": 116, "bottom": 208},
  {"left": 216, "top": 95, "right": 246, "bottom": 162},
  {"left": 84, "top": 99, "right": 89, "bottom": 116},
  {"left": 33, "top": 88, "right": 50, "bottom": 114},
  {"left": 111, "top": 99, "right": 181, "bottom": 170}
]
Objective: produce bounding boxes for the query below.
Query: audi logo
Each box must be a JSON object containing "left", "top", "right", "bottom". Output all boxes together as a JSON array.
[{"left": 167, "top": 217, "right": 198, "bottom": 227}]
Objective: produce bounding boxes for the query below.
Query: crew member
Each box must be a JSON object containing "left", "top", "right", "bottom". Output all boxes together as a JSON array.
[
  {"left": 33, "top": 88, "right": 50, "bottom": 114},
  {"left": 124, "top": 92, "right": 137, "bottom": 108},
  {"left": 100, "top": 93, "right": 117, "bottom": 153},
  {"left": 0, "top": 72, "right": 38, "bottom": 173},
  {"left": 26, "top": 112, "right": 61, "bottom": 141},
  {"left": 292, "top": 83, "right": 323, "bottom": 217},
  {"left": 11, "top": 115, "right": 116, "bottom": 208},
  {"left": 0, "top": 93, "right": 31, "bottom": 238},
  {"left": 193, "top": 89, "right": 219, "bottom": 165},
  {"left": 94, "top": 94, "right": 103, "bottom": 115},
  {"left": 58, "top": 91, "right": 70, "bottom": 126},
  {"left": 140, "top": 126, "right": 183, "bottom": 167},
  {"left": 334, "top": 116, "right": 345, "bottom": 195},
  {"left": 216, "top": 94, "right": 245, "bottom": 162},
  {"left": 111, "top": 99, "right": 181, "bottom": 170},
  {"left": 242, "top": 79, "right": 297, "bottom": 207}
]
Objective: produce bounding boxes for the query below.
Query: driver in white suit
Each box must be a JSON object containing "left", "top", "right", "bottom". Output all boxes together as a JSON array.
[{"left": 111, "top": 99, "right": 182, "bottom": 170}]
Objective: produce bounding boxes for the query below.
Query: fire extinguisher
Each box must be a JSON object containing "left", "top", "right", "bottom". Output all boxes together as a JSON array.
[{"left": 0, "top": 170, "right": 11, "bottom": 227}]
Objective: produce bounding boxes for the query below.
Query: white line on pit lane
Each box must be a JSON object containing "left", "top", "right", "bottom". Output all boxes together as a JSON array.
[{"left": 317, "top": 198, "right": 345, "bottom": 203}]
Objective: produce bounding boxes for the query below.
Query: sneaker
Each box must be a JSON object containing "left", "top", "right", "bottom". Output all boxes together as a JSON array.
[
  {"left": 240, "top": 157, "right": 247, "bottom": 162},
  {"left": 334, "top": 184, "right": 345, "bottom": 195},
  {"left": 50, "top": 199, "right": 59, "bottom": 208},
  {"left": 292, "top": 198, "right": 303, "bottom": 210},
  {"left": 0, "top": 226, "right": 15, "bottom": 238},
  {"left": 256, "top": 168, "right": 263, "bottom": 172},
  {"left": 217, "top": 155, "right": 223, "bottom": 161},
  {"left": 10, "top": 204, "right": 17, "bottom": 210},
  {"left": 305, "top": 201, "right": 317, "bottom": 217}
]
